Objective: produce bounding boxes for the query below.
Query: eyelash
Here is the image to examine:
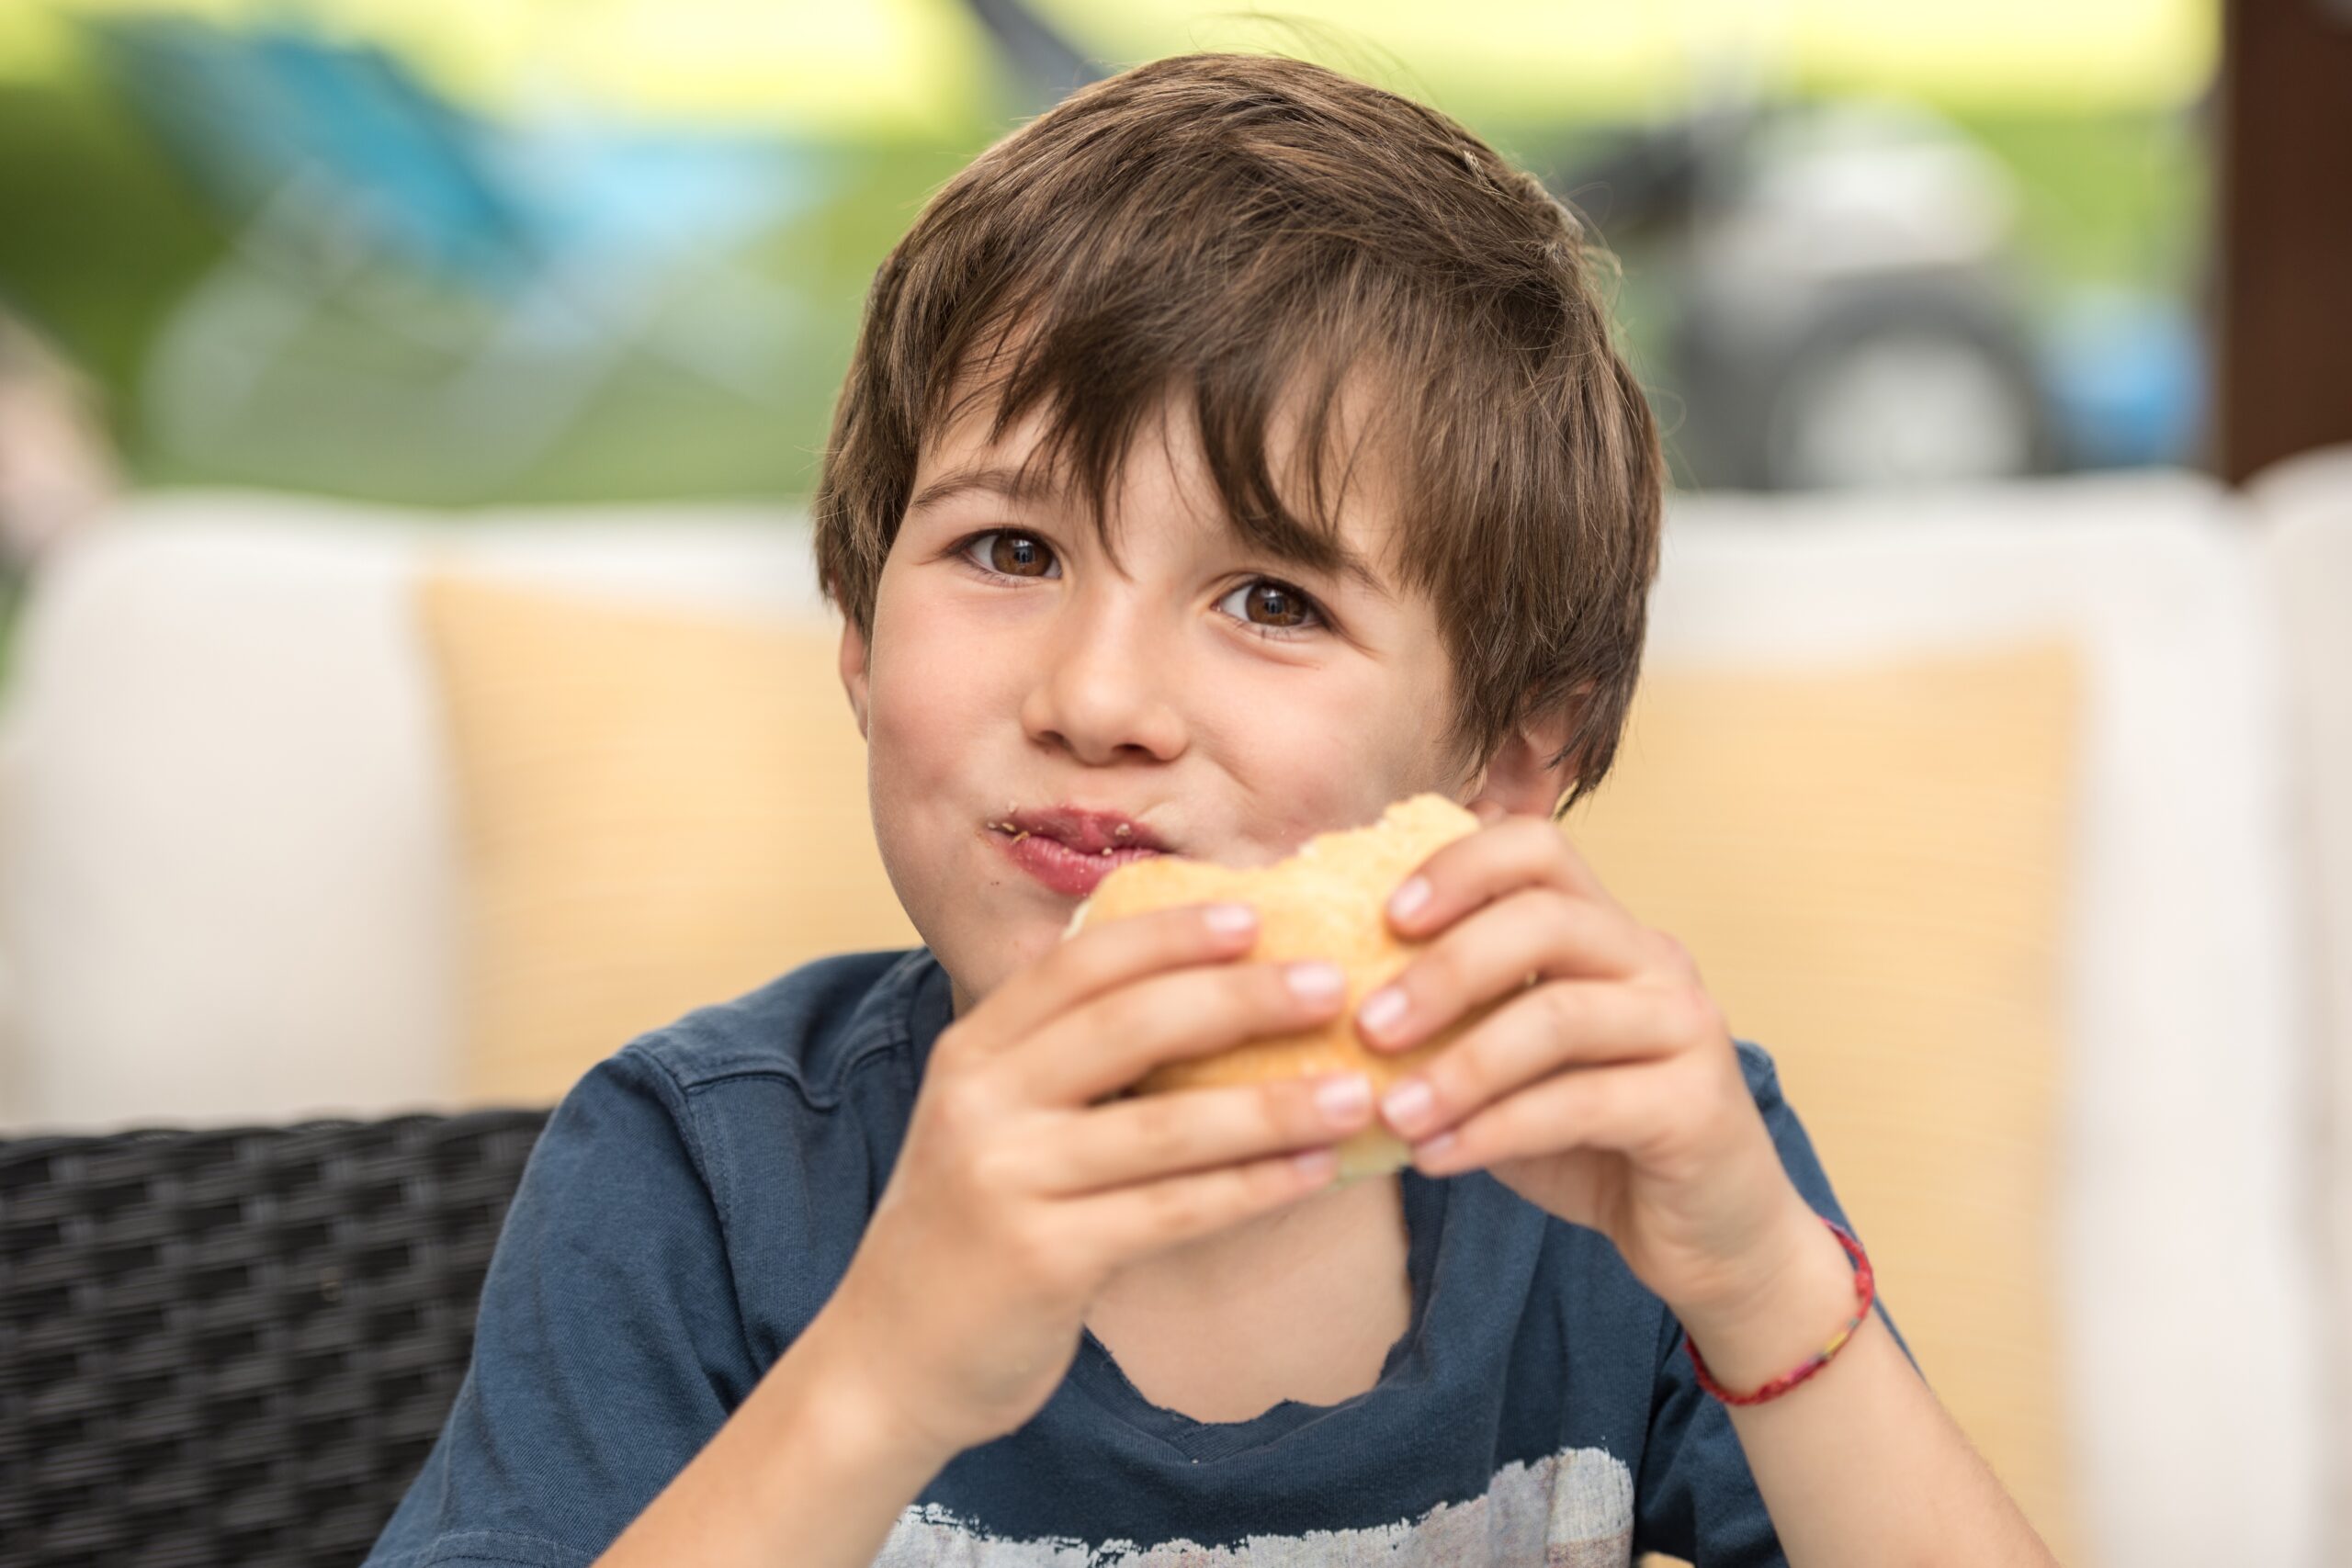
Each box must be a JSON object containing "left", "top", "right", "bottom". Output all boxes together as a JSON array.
[{"left": 946, "top": 528, "right": 1331, "bottom": 642}]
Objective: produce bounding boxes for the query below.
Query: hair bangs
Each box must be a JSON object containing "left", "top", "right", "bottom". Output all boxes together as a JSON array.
[{"left": 917, "top": 266, "right": 1400, "bottom": 595}]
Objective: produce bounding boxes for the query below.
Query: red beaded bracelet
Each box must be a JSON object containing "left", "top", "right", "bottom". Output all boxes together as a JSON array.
[{"left": 1683, "top": 1216, "right": 1874, "bottom": 1406}]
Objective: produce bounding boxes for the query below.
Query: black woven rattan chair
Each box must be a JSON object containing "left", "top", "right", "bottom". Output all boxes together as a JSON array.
[{"left": 0, "top": 1108, "right": 549, "bottom": 1568}]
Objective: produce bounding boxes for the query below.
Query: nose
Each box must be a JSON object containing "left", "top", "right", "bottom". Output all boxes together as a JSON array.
[{"left": 1019, "top": 585, "right": 1188, "bottom": 765}]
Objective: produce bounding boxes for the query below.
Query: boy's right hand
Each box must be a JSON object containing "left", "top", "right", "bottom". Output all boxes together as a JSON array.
[{"left": 812, "top": 901, "right": 1370, "bottom": 1460}]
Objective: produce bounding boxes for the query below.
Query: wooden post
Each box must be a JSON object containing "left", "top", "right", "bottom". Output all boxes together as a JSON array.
[{"left": 2217, "top": 0, "right": 2352, "bottom": 483}]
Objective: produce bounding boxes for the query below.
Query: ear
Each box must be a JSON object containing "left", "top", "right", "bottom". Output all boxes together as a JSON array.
[
  {"left": 1463, "top": 682, "right": 1592, "bottom": 820},
  {"left": 838, "top": 614, "right": 872, "bottom": 741}
]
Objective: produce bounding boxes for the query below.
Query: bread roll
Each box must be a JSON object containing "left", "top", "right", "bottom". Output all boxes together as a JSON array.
[{"left": 1065, "top": 793, "right": 1507, "bottom": 1181}]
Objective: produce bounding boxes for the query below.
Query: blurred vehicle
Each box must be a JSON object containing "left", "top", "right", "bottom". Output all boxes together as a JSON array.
[
  {"left": 979, "top": 0, "right": 2204, "bottom": 493},
  {"left": 1551, "top": 96, "right": 2203, "bottom": 490}
]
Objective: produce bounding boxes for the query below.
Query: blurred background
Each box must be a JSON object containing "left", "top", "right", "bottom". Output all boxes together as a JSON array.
[
  {"left": 5, "top": 4, "right": 2352, "bottom": 1568},
  {"left": 0, "top": 0, "right": 2217, "bottom": 588}
]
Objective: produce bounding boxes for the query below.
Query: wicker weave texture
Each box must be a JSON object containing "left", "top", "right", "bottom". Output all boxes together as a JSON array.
[{"left": 0, "top": 1110, "right": 548, "bottom": 1568}]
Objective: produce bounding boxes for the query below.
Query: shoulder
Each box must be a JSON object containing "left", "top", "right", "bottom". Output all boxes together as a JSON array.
[
  {"left": 1731, "top": 1038, "right": 1784, "bottom": 1105},
  {"left": 618, "top": 946, "right": 946, "bottom": 1109}
]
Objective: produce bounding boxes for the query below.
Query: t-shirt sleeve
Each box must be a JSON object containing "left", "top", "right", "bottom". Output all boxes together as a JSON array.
[
  {"left": 1634, "top": 1041, "right": 1925, "bottom": 1565},
  {"left": 361, "top": 1045, "right": 761, "bottom": 1568}
]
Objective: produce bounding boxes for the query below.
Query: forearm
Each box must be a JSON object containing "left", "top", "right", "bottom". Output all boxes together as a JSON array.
[
  {"left": 595, "top": 1305, "right": 959, "bottom": 1568},
  {"left": 1680, "top": 1208, "right": 2058, "bottom": 1568}
]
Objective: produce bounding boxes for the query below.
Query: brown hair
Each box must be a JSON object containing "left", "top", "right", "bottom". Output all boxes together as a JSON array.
[{"left": 811, "top": 51, "right": 1663, "bottom": 816}]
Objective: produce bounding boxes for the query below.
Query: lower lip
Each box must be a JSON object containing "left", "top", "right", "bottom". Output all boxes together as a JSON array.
[{"left": 997, "top": 830, "right": 1166, "bottom": 897}]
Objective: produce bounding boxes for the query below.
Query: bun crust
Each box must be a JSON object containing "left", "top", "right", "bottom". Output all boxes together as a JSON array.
[{"left": 1065, "top": 793, "right": 1501, "bottom": 1181}]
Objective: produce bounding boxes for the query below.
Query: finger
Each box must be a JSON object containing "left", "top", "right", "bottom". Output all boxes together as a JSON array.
[
  {"left": 1060, "top": 1139, "right": 1347, "bottom": 1264},
  {"left": 1030, "top": 1072, "right": 1377, "bottom": 1196},
  {"left": 957, "top": 901, "right": 1261, "bottom": 1060},
  {"left": 1373, "top": 979, "right": 1685, "bottom": 1145},
  {"left": 1012, "top": 957, "right": 1350, "bottom": 1107},
  {"left": 1357, "top": 887, "right": 1651, "bottom": 1054},
  {"left": 1385, "top": 815, "right": 1623, "bottom": 942},
  {"left": 1405, "top": 1052, "right": 1680, "bottom": 1176}
]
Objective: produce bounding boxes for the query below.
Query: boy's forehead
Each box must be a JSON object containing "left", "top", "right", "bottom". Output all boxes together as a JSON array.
[{"left": 910, "top": 373, "right": 1408, "bottom": 604}]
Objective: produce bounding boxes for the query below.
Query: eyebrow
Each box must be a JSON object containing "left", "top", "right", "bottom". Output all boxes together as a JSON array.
[
  {"left": 907, "top": 465, "right": 1064, "bottom": 515},
  {"left": 907, "top": 463, "right": 1396, "bottom": 602}
]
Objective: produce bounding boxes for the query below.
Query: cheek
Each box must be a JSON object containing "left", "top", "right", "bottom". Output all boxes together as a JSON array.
[
  {"left": 859, "top": 596, "right": 1003, "bottom": 943},
  {"left": 1209, "top": 668, "right": 1438, "bottom": 855},
  {"left": 863, "top": 593, "right": 994, "bottom": 775}
]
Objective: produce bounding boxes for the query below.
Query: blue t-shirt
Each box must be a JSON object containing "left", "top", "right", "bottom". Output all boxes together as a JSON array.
[{"left": 365, "top": 946, "right": 1920, "bottom": 1568}]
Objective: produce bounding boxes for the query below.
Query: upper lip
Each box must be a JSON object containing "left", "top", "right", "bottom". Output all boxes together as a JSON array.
[{"left": 994, "top": 804, "right": 1173, "bottom": 855}]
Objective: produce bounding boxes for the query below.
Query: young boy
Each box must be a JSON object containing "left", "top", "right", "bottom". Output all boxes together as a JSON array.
[{"left": 365, "top": 53, "right": 2053, "bottom": 1568}]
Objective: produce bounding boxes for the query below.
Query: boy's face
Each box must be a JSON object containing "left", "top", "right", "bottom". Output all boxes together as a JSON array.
[{"left": 839, "top": 380, "right": 1570, "bottom": 1020}]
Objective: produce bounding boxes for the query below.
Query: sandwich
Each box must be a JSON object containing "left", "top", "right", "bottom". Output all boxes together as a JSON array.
[{"left": 1065, "top": 793, "right": 1508, "bottom": 1181}]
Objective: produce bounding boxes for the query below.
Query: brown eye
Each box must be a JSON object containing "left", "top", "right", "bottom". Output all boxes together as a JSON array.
[
  {"left": 963, "top": 530, "right": 1056, "bottom": 578},
  {"left": 1239, "top": 581, "right": 1312, "bottom": 629},
  {"left": 956, "top": 530, "right": 1325, "bottom": 642},
  {"left": 1216, "top": 577, "right": 1326, "bottom": 639}
]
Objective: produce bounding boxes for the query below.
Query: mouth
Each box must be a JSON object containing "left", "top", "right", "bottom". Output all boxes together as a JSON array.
[
  {"left": 988, "top": 803, "right": 1173, "bottom": 897},
  {"left": 989, "top": 804, "right": 1172, "bottom": 856}
]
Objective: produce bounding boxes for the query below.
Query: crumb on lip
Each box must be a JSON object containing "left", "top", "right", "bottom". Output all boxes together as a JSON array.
[{"left": 987, "top": 814, "right": 1154, "bottom": 855}]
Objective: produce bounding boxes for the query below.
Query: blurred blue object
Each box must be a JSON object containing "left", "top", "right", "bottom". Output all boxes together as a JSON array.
[
  {"left": 77, "top": 13, "right": 828, "bottom": 494},
  {"left": 249, "top": 29, "right": 537, "bottom": 291},
  {"left": 2038, "top": 287, "right": 2206, "bottom": 469},
  {"left": 484, "top": 124, "right": 826, "bottom": 275}
]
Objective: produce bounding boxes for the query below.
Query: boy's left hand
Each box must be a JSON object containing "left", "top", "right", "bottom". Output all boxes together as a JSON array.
[{"left": 1358, "top": 802, "right": 1818, "bottom": 1327}]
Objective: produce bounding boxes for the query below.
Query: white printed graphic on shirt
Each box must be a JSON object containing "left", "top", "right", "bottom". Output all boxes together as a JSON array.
[{"left": 872, "top": 1443, "right": 1635, "bottom": 1565}]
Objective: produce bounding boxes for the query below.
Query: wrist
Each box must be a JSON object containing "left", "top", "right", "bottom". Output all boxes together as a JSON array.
[
  {"left": 788, "top": 1303, "right": 968, "bottom": 1475},
  {"left": 602, "top": 1303, "right": 957, "bottom": 1567},
  {"left": 1675, "top": 1202, "right": 1863, "bottom": 1394}
]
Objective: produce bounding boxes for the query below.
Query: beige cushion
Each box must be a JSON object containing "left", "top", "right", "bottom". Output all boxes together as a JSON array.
[
  {"left": 1665, "top": 481, "right": 2324, "bottom": 1568},
  {"left": 1576, "top": 639, "right": 2082, "bottom": 1565},
  {"left": 1656, "top": 478, "right": 2324, "bottom": 1568},
  {"left": 0, "top": 491, "right": 823, "bottom": 1131},
  {"left": 416, "top": 570, "right": 918, "bottom": 1105}
]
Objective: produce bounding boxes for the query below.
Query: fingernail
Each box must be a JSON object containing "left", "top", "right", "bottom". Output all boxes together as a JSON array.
[
  {"left": 1388, "top": 876, "right": 1431, "bottom": 922},
  {"left": 1382, "top": 1079, "right": 1435, "bottom": 1135},
  {"left": 1293, "top": 1147, "right": 1339, "bottom": 1180},
  {"left": 1314, "top": 1073, "right": 1373, "bottom": 1122},
  {"left": 1206, "top": 903, "right": 1257, "bottom": 934},
  {"left": 1284, "top": 961, "right": 1346, "bottom": 1001},
  {"left": 1358, "top": 986, "right": 1408, "bottom": 1038}
]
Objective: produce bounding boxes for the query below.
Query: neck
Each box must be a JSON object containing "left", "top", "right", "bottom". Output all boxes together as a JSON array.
[{"left": 1097, "top": 1172, "right": 1399, "bottom": 1314}]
